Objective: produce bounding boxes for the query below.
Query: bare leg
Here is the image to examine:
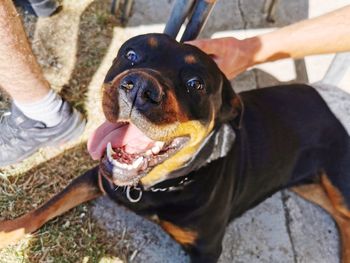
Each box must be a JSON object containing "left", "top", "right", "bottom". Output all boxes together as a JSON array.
[
  {"left": 0, "top": 0, "right": 85, "bottom": 167},
  {"left": 0, "top": 0, "right": 50, "bottom": 103}
]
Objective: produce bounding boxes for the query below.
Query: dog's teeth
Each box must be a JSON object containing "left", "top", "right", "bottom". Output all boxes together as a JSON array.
[
  {"left": 107, "top": 142, "right": 115, "bottom": 162},
  {"left": 146, "top": 142, "right": 164, "bottom": 156},
  {"left": 133, "top": 156, "right": 144, "bottom": 169},
  {"left": 125, "top": 163, "right": 134, "bottom": 170},
  {"left": 112, "top": 159, "right": 125, "bottom": 168},
  {"left": 151, "top": 145, "right": 161, "bottom": 154},
  {"left": 111, "top": 156, "right": 144, "bottom": 171},
  {"left": 155, "top": 141, "right": 165, "bottom": 148}
]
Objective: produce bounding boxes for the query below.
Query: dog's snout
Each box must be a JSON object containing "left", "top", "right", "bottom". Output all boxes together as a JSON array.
[{"left": 120, "top": 72, "right": 164, "bottom": 109}]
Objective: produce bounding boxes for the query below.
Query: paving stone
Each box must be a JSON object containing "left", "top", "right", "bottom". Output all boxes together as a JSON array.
[
  {"left": 272, "top": 0, "right": 309, "bottom": 27},
  {"left": 127, "top": 0, "right": 309, "bottom": 38},
  {"left": 92, "top": 197, "right": 189, "bottom": 263},
  {"left": 127, "top": 0, "right": 174, "bottom": 27},
  {"left": 200, "top": 0, "right": 244, "bottom": 38},
  {"left": 93, "top": 193, "right": 294, "bottom": 263},
  {"left": 219, "top": 193, "right": 294, "bottom": 263},
  {"left": 282, "top": 191, "right": 340, "bottom": 263},
  {"left": 238, "top": 0, "right": 308, "bottom": 29}
]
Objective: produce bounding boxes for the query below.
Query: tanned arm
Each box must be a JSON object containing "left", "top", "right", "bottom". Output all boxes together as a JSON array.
[{"left": 188, "top": 5, "right": 350, "bottom": 79}]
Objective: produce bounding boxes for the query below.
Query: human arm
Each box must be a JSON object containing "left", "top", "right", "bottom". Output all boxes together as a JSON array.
[{"left": 187, "top": 5, "right": 350, "bottom": 79}]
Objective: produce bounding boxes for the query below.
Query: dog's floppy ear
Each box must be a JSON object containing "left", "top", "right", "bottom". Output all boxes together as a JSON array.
[{"left": 217, "top": 74, "right": 243, "bottom": 128}]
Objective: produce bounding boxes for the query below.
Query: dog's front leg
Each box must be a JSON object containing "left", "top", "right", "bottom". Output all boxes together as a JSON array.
[
  {"left": 0, "top": 166, "right": 102, "bottom": 248},
  {"left": 187, "top": 239, "right": 223, "bottom": 263},
  {"left": 158, "top": 219, "right": 224, "bottom": 263},
  {"left": 181, "top": 227, "right": 224, "bottom": 263}
]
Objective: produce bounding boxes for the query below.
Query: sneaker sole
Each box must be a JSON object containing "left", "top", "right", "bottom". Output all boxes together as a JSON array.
[{"left": 0, "top": 110, "right": 86, "bottom": 167}]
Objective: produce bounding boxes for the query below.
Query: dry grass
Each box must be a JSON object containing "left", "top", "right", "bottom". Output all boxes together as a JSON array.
[
  {"left": 0, "top": 0, "right": 131, "bottom": 262},
  {"left": 0, "top": 144, "right": 123, "bottom": 262}
]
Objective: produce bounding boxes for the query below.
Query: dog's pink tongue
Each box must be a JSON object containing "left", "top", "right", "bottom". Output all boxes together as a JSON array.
[{"left": 88, "top": 121, "right": 155, "bottom": 160}]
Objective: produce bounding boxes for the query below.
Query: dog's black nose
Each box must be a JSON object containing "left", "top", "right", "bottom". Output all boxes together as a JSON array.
[{"left": 120, "top": 73, "right": 164, "bottom": 110}]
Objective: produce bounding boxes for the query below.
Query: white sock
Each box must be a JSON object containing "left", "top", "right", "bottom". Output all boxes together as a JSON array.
[{"left": 14, "top": 90, "right": 63, "bottom": 127}]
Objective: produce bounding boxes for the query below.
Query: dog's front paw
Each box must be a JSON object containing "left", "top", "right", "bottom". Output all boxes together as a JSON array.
[{"left": 0, "top": 219, "right": 27, "bottom": 248}]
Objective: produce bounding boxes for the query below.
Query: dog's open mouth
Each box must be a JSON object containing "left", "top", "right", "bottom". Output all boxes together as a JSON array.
[{"left": 88, "top": 121, "right": 189, "bottom": 186}]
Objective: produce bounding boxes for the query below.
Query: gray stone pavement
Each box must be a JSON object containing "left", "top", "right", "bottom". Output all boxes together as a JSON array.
[{"left": 92, "top": 0, "right": 350, "bottom": 262}]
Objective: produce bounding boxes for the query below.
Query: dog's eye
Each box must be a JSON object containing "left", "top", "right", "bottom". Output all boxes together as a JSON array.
[
  {"left": 125, "top": 49, "right": 138, "bottom": 62},
  {"left": 186, "top": 77, "right": 204, "bottom": 91}
]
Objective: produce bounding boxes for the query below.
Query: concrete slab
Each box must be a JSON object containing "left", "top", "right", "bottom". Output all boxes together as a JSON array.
[
  {"left": 93, "top": 193, "right": 295, "bottom": 263},
  {"left": 125, "top": 0, "right": 309, "bottom": 38},
  {"left": 203, "top": 0, "right": 308, "bottom": 38},
  {"left": 238, "top": 0, "right": 308, "bottom": 29},
  {"left": 219, "top": 193, "right": 294, "bottom": 263},
  {"left": 92, "top": 197, "right": 189, "bottom": 263},
  {"left": 282, "top": 191, "right": 339, "bottom": 263}
]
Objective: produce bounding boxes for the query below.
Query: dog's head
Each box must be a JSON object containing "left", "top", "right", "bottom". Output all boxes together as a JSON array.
[{"left": 88, "top": 33, "right": 241, "bottom": 188}]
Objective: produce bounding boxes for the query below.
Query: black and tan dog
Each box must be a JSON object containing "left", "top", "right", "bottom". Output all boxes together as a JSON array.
[{"left": 1, "top": 34, "right": 350, "bottom": 263}]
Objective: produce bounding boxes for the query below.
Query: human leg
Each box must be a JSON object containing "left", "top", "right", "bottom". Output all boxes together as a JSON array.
[{"left": 0, "top": 0, "right": 85, "bottom": 166}]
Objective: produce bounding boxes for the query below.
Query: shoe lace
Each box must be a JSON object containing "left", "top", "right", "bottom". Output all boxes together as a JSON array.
[{"left": 0, "top": 109, "right": 18, "bottom": 146}]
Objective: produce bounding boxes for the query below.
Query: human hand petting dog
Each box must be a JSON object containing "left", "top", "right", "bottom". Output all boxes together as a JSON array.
[
  {"left": 186, "top": 37, "right": 255, "bottom": 80},
  {"left": 188, "top": 5, "right": 350, "bottom": 80}
]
